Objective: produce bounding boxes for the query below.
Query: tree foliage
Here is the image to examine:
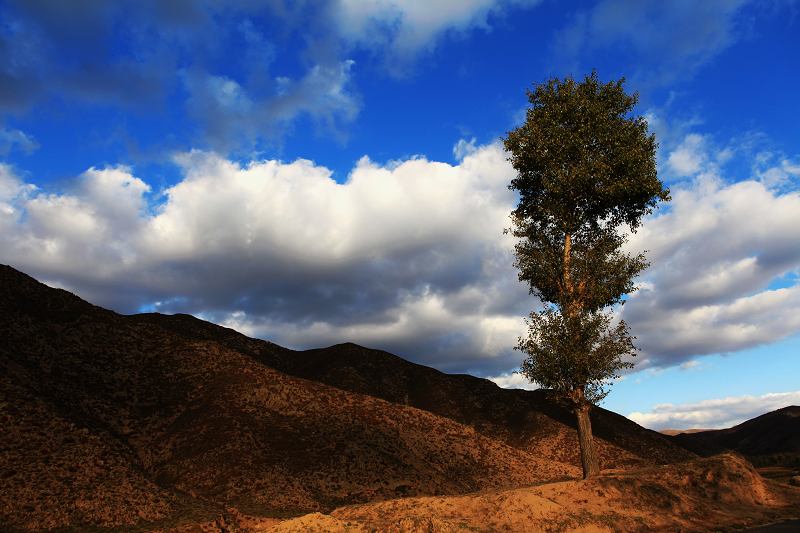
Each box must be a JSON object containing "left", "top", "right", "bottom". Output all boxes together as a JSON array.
[
  {"left": 519, "top": 308, "right": 635, "bottom": 405},
  {"left": 505, "top": 73, "right": 666, "bottom": 235},
  {"left": 511, "top": 222, "right": 648, "bottom": 313},
  {"left": 504, "top": 71, "right": 669, "bottom": 478}
]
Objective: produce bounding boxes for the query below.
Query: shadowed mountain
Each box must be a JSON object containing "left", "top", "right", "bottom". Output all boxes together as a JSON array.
[
  {"left": 133, "top": 312, "right": 694, "bottom": 469},
  {"left": 670, "top": 406, "right": 800, "bottom": 467},
  {"left": 1, "top": 265, "right": 578, "bottom": 530},
  {"left": 1, "top": 264, "right": 690, "bottom": 531}
]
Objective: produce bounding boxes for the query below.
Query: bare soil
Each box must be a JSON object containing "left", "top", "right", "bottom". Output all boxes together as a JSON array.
[{"left": 266, "top": 454, "right": 800, "bottom": 533}]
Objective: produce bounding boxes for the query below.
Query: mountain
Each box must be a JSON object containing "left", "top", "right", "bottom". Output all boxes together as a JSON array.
[
  {"left": 670, "top": 406, "right": 800, "bottom": 467},
  {"left": 0, "top": 265, "right": 579, "bottom": 530},
  {"left": 131, "top": 313, "right": 694, "bottom": 469},
  {"left": 1, "top": 264, "right": 688, "bottom": 531}
]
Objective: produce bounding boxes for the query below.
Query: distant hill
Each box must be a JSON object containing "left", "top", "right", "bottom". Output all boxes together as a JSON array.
[
  {"left": 660, "top": 428, "right": 712, "bottom": 436},
  {"left": 669, "top": 406, "right": 800, "bottom": 467},
  {"left": 0, "top": 264, "right": 691, "bottom": 531}
]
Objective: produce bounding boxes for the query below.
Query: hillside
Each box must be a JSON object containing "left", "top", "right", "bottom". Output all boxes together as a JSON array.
[
  {"left": 132, "top": 313, "right": 694, "bottom": 469},
  {"left": 1, "top": 264, "right": 578, "bottom": 530},
  {"left": 3, "top": 264, "right": 799, "bottom": 532},
  {"left": 670, "top": 406, "right": 800, "bottom": 467}
]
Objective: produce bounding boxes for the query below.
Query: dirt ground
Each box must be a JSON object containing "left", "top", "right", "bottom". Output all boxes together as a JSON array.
[{"left": 258, "top": 454, "right": 800, "bottom": 533}]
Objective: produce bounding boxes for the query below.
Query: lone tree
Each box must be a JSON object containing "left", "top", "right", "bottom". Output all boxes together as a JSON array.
[{"left": 504, "top": 72, "right": 670, "bottom": 479}]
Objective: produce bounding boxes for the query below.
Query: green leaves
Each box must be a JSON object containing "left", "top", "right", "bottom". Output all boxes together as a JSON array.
[
  {"left": 518, "top": 309, "right": 635, "bottom": 405},
  {"left": 512, "top": 219, "right": 648, "bottom": 312},
  {"left": 505, "top": 71, "right": 669, "bottom": 235},
  {"left": 506, "top": 72, "right": 669, "bottom": 407}
]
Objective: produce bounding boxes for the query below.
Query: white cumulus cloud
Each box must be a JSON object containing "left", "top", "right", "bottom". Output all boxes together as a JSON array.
[
  {"left": 487, "top": 371, "right": 538, "bottom": 390},
  {"left": 623, "top": 136, "right": 800, "bottom": 368},
  {"left": 0, "top": 142, "right": 532, "bottom": 374},
  {"left": 667, "top": 133, "right": 707, "bottom": 177},
  {"left": 2, "top": 133, "right": 800, "bottom": 376},
  {"left": 628, "top": 391, "right": 800, "bottom": 430}
]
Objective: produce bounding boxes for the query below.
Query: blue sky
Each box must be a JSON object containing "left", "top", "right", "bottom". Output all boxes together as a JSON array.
[{"left": 1, "top": 0, "right": 799, "bottom": 430}]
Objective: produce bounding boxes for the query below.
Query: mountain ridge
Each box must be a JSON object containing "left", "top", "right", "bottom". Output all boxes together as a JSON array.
[
  {"left": 4, "top": 263, "right": 776, "bottom": 532},
  {"left": 129, "top": 308, "right": 694, "bottom": 468},
  {"left": 0, "top": 264, "right": 582, "bottom": 530},
  {"left": 669, "top": 405, "right": 800, "bottom": 467}
]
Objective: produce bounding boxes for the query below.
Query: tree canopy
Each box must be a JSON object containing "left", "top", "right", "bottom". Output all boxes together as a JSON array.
[
  {"left": 504, "top": 71, "right": 670, "bottom": 477},
  {"left": 505, "top": 73, "right": 666, "bottom": 234}
]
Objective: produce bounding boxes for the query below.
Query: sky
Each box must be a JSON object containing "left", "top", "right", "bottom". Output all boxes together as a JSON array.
[{"left": 1, "top": 0, "right": 799, "bottom": 431}]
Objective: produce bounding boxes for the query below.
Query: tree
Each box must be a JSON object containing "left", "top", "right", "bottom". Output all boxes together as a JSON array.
[{"left": 503, "top": 72, "right": 670, "bottom": 479}]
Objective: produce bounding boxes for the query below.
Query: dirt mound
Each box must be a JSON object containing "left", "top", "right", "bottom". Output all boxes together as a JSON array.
[
  {"left": 274, "top": 454, "right": 800, "bottom": 532},
  {"left": 267, "top": 512, "right": 358, "bottom": 532}
]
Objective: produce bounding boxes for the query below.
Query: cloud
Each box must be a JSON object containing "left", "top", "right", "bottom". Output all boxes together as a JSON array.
[
  {"left": 755, "top": 154, "right": 800, "bottom": 191},
  {"left": 2, "top": 132, "right": 799, "bottom": 376},
  {"left": 6, "top": 166, "right": 150, "bottom": 301},
  {"left": 184, "top": 61, "right": 360, "bottom": 151},
  {"left": 0, "top": 163, "right": 35, "bottom": 218},
  {"left": 487, "top": 371, "right": 538, "bottom": 390},
  {"left": 679, "top": 360, "right": 701, "bottom": 371},
  {"left": 0, "top": 126, "right": 39, "bottom": 155},
  {"left": 0, "top": 0, "right": 174, "bottom": 111},
  {"left": 453, "top": 137, "right": 479, "bottom": 160},
  {"left": 0, "top": 0, "right": 542, "bottom": 151},
  {"left": 0, "top": 142, "right": 532, "bottom": 375},
  {"left": 628, "top": 391, "right": 800, "bottom": 430},
  {"left": 626, "top": 284, "right": 800, "bottom": 368},
  {"left": 666, "top": 133, "right": 707, "bottom": 177},
  {"left": 555, "top": 0, "right": 754, "bottom": 86},
  {"left": 0, "top": 1, "right": 362, "bottom": 151},
  {"left": 621, "top": 133, "right": 800, "bottom": 368},
  {"left": 333, "top": 0, "right": 539, "bottom": 69}
]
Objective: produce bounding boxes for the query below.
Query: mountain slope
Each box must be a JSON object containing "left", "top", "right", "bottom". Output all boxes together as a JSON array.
[
  {"left": 1, "top": 265, "right": 577, "bottom": 530},
  {"left": 132, "top": 312, "right": 694, "bottom": 468},
  {"left": 5, "top": 265, "right": 800, "bottom": 532},
  {"left": 670, "top": 406, "right": 800, "bottom": 467}
]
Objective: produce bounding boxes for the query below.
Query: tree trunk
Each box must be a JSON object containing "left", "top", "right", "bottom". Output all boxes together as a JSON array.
[
  {"left": 563, "top": 232, "right": 573, "bottom": 312},
  {"left": 565, "top": 234, "right": 598, "bottom": 478},
  {"left": 575, "top": 402, "right": 600, "bottom": 479}
]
